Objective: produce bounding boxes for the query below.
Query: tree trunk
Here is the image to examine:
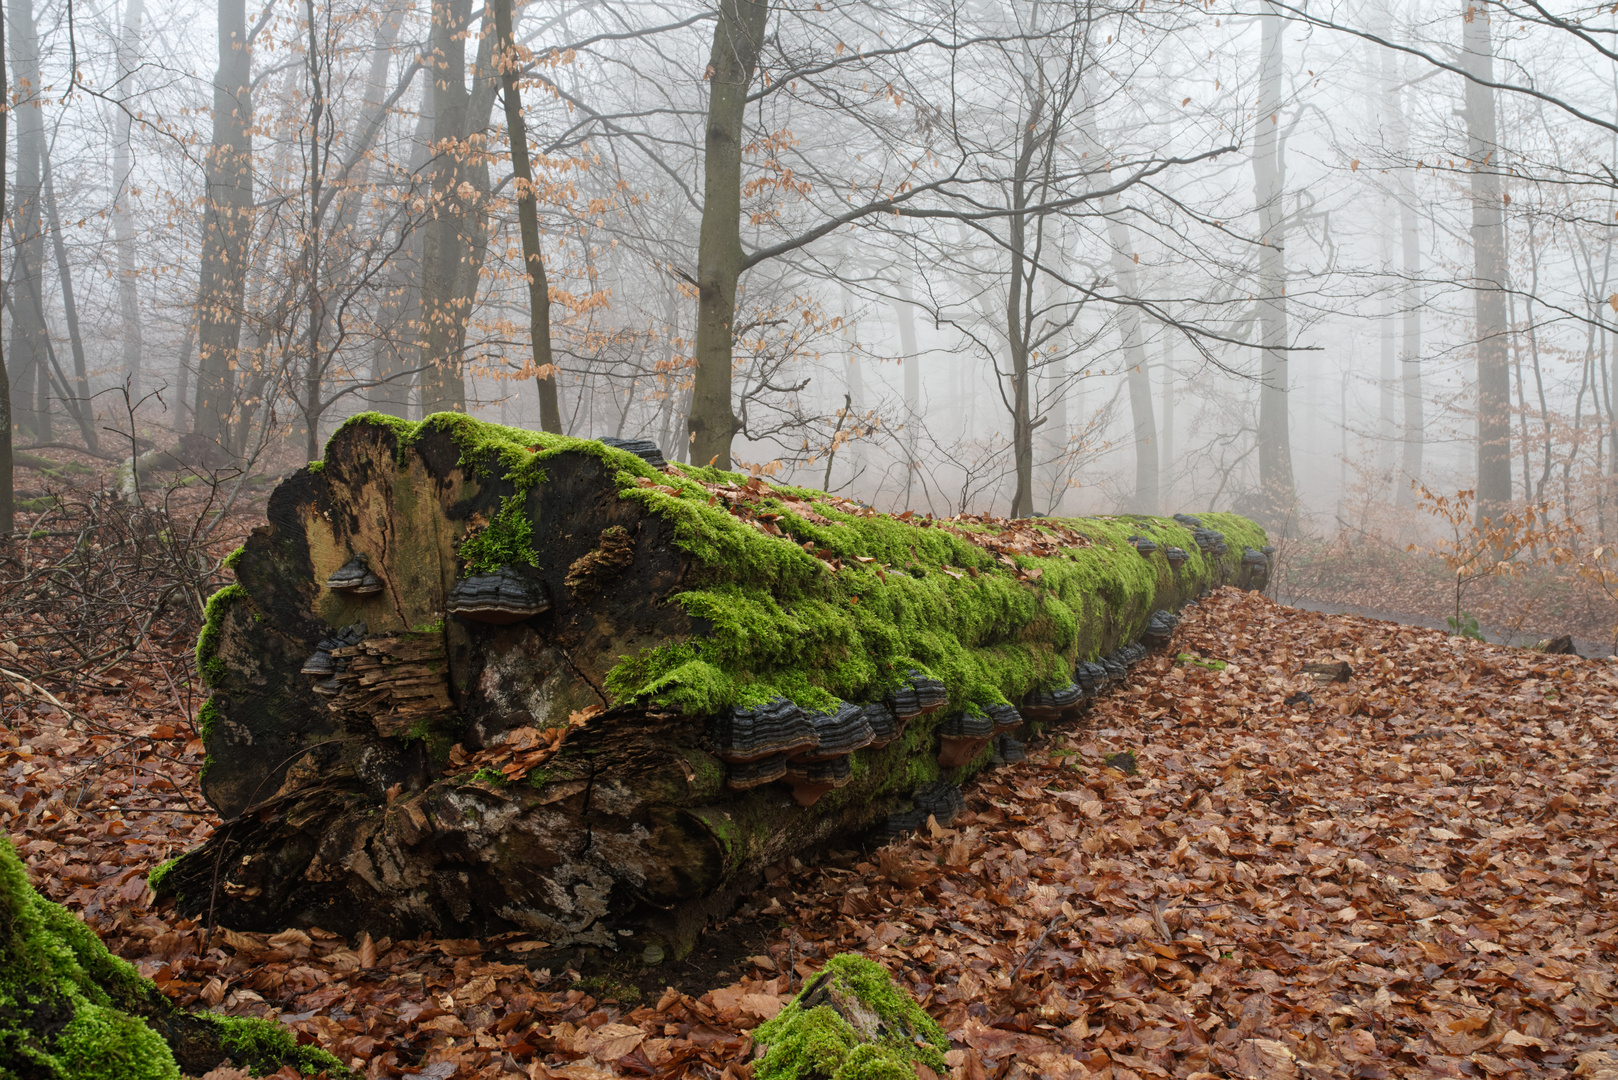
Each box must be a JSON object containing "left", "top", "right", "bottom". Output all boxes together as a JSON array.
[
  {"left": 1462, "top": 0, "right": 1511, "bottom": 524},
  {"left": 0, "top": 0, "right": 10, "bottom": 534},
  {"left": 418, "top": 0, "right": 474, "bottom": 415},
  {"left": 190, "top": 0, "right": 254, "bottom": 461},
  {"left": 1253, "top": 3, "right": 1294, "bottom": 526},
  {"left": 687, "top": 0, "right": 770, "bottom": 469},
  {"left": 894, "top": 277, "right": 921, "bottom": 509},
  {"left": 7, "top": 0, "right": 49, "bottom": 443},
  {"left": 41, "top": 150, "right": 99, "bottom": 452},
  {"left": 1381, "top": 2, "right": 1422, "bottom": 506},
  {"left": 1106, "top": 219, "right": 1160, "bottom": 514},
  {"left": 369, "top": 83, "right": 434, "bottom": 419},
  {"left": 162, "top": 413, "right": 1270, "bottom": 952},
  {"left": 113, "top": 0, "right": 145, "bottom": 403},
  {"left": 491, "top": 0, "right": 561, "bottom": 433}
]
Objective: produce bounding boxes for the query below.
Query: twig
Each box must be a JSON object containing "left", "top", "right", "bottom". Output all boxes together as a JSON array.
[{"left": 1008, "top": 910, "right": 1070, "bottom": 980}]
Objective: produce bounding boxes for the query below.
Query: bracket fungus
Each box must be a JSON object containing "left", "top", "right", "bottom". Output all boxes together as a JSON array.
[
  {"left": 325, "top": 553, "right": 384, "bottom": 595},
  {"left": 446, "top": 566, "right": 550, "bottom": 624},
  {"left": 1022, "top": 681, "right": 1083, "bottom": 721},
  {"left": 936, "top": 711, "right": 996, "bottom": 768},
  {"left": 596, "top": 435, "right": 669, "bottom": 469}
]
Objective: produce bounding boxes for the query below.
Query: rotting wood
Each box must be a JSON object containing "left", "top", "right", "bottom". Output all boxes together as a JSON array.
[{"left": 160, "top": 412, "right": 1271, "bottom": 955}]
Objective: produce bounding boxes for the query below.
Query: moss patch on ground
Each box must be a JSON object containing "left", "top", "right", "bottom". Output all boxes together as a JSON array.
[
  {"left": 752, "top": 954, "right": 949, "bottom": 1080},
  {"left": 1, "top": 838, "right": 346, "bottom": 1078},
  {"left": 320, "top": 413, "right": 1263, "bottom": 717}
]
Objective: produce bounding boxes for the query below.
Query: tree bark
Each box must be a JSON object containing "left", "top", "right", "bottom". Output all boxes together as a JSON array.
[
  {"left": 163, "top": 414, "right": 1270, "bottom": 951},
  {"left": 41, "top": 150, "right": 99, "bottom": 452},
  {"left": 418, "top": 0, "right": 475, "bottom": 415},
  {"left": 112, "top": 0, "right": 145, "bottom": 403},
  {"left": 1253, "top": 3, "right": 1294, "bottom": 525},
  {"left": 491, "top": 0, "right": 561, "bottom": 433},
  {"left": 687, "top": 0, "right": 770, "bottom": 469},
  {"left": 1462, "top": 0, "right": 1511, "bottom": 524},
  {"left": 7, "top": 0, "right": 50, "bottom": 443},
  {"left": 0, "top": 0, "right": 10, "bottom": 534},
  {"left": 190, "top": 0, "right": 254, "bottom": 461}
]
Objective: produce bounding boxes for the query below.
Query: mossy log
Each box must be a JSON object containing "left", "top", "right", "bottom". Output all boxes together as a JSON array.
[
  {"left": 163, "top": 413, "right": 1269, "bottom": 952},
  {"left": 0, "top": 838, "right": 345, "bottom": 1079}
]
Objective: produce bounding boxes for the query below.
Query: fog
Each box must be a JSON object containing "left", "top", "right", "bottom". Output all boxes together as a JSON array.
[{"left": 3, "top": 0, "right": 1614, "bottom": 541}]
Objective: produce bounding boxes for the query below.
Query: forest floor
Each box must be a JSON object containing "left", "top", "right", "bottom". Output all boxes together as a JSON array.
[
  {"left": 5, "top": 587, "right": 1616, "bottom": 1079},
  {"left": 1275, "top": 535, "right": 1618, "bottom": 655}
]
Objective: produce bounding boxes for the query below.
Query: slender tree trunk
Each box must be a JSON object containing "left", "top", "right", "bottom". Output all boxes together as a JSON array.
[
  {"left": 0, "top": 1, "right": 10, "bottom": 533},
  {"left": 370, "top": 87, "right": 433, "bottom": 419},
  {"left": 1379, "top": 230, "right": 1396, "bottom": 485},
  {"left": 1106, "top": 219, "right": 1159, "bottom": 514},
  {"left": 893, "top": 276, "right": 921, "bottom": 509},
  {"left": 112, "top": 0, "right": 144, "bottom": 403},
  {"left": 1160, "top": 323, "right": 1175, "bottom": 502},
  {"left": 1385, "top": 20, "right": 1423, "bottom": 501},
  {"left": 301, "top": 0, "right": 327, "bottom": 462},
  {"left": 1253, "top": 3, "right": 1293, "bottom": 524},
  {"left": 418, "top": 0, "right": 474, "bottom": 415},
  {"left": 40, "top": 152, "right": 98, "bottom": 452},
  {"left": 191, "top": 0, "right": 254, "bottom": 459},
  {"left": 491, "top": 0, "right": 561, "bottom": 433},
  {"left": 8, "top": 0, "right": 50, "bottom": 443},
  {"left": 687, "top": 0, "right": 770, "bottom": 468},
  {"left": 1462, "top": 0, "right": 1511, "bottom": 523}
]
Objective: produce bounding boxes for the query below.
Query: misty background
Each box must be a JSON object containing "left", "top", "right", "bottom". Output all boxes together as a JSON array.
[{"left": 2, "top": 0, "right": 1614, "bottom": 595}]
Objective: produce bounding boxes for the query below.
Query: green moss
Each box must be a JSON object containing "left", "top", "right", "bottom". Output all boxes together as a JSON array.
[
  {"left": 205, "top": 1014, "right": 346, "bottom": 1076},
  {"left": 753, "top": 954, "right": 948, "bottom": 1080},
  {"left": 196, "top": 585, "right": 248, "bottom": 689},
  {"left": 221, "top": 546, "right": 246, "bottom": 571},
  {"left": 145, "top": 858, "right": 179, "bottom": 896},
  {"left": 458, "top": 493, "right": 539, "bottom": 575},
  {"left": 1176, "top": 652, "right": 1227, "bottom": 672},
  {"left": 325, "top": 413, "right": 1263, "bottom": 719},
  {"left": 470, "top": 766, "right": 507, "bottom": 787},
  {"left": 306, "top": 459, "right": 325, "bottom": 473},
  {"left": 400, "top": 716, "right": 454, "bottom": 764},
  {"left": 1, "top": 840, "right": 347, "bottom": 1079},
  {"left": 197, "top": 696, "right": 223, "bottom": 741}
]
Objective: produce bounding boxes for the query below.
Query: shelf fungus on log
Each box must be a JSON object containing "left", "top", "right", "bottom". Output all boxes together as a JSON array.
[
  {"left": 1023, "top": 681, "right": 1084, "bottom": 722},
  {"left": 1165, "top": 546, "right": 1190, "bottom": 567},
  {"left": 447, "top": 566, "right": 550, "bottom": 624},
  {"left": 784, "top": 755, "right": 853, "bottom": 806},
  {"left": 1143, "top": 608, "right": 1181, "bottom": 646},
  {"left": 160, "top": 412, "right": 1267, "bottom": 955},
  {"left": 326, "top": 553, "right": 384, "bottom": 595},
  {"left": 1128, "top": 535, "right": 1158, "bottom": 556},
  {"left": 860, "top": 702, "right": 901, "bottom": 749},
  {"left": 596, "top": 435, "right": 669, "bottom": 469},
  {"left": 936, "top": 711, "right": 996, "bottom": 768}
]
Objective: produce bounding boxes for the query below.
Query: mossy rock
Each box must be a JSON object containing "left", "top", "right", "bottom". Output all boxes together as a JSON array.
[
  {"left": 0, "top": 838, "right": 347, "bottom": 1079},
  {"left": 753, "top": 954, "right": 949, "bottom": 1080}
]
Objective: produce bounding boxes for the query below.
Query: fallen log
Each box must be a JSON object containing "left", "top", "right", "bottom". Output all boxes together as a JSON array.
[{"left": 161, "top": 413, "right": 1269, "bottom": 953}]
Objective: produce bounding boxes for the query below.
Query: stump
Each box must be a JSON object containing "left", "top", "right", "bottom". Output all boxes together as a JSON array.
[{"left": 162, "top": 413, "right": 1268, "bottom": 952}]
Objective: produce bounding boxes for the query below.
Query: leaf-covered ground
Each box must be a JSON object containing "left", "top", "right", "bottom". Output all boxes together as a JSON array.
[{"left": 5, "top": 588, "right": 1617, "bottom": 1078}]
